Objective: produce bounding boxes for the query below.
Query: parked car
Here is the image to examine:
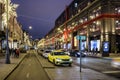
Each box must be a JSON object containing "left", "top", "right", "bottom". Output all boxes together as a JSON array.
[
  {"left": 69, "top": 50, "right": 86, "bottom": 57},
  {"left": 48, "top": 50, "right": 73, "bottom": 66},
  {"left": 42, "top": 50, "right": 51, "bottom": 58},
  {"left": 37, "top": 49, "right": 44, "bottom": 56},
  {"left": 58, "top": 49, "right": 70, "bottom": 55}
]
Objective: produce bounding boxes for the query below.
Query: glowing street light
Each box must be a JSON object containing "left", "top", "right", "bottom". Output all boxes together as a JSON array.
[{"left": 29, "top": 26, "right": 32, "bottom": 30}]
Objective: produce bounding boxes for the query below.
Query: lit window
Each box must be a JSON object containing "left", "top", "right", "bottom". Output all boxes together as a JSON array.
[
  {"left": 115, "top": 7, "right": 120, "bottom": 14},
  {"left": 74, "top": 3, "right": 78, "bottom": 8}
]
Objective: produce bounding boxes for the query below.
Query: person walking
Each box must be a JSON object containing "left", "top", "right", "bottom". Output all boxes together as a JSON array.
[
  {"left": 92, "top": 48, "right": 95, "bottom": 56},
  {"left": 95, "top": 47, "right": 98, "bottom": 55},
  {"left": 15, "top": 48, "right": 20, "bottom": 58},
  {"left": 14, "top": 48, "right": 17, "bottom": 57}
]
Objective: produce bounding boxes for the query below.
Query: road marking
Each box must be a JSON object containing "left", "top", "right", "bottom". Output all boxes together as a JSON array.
[
  {"left": 26, "top": 73, "right": 30, "bottom": 78},
  {"left": 102, "top": 71, "right": 120, "bottom": 73},
  {"left": 29, "top": 59, "right": 31, "bottom": 61},
  {"left": 29, "top": 64, "right": 31, "bottom": 66}
]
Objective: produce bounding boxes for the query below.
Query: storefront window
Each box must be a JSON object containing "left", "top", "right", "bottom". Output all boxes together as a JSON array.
[
  {"left": 90, "top": 40, "right": 100, "bottom": 51},
  {"left": 74, "top": 36, "right": 77, "bottom": 47}
]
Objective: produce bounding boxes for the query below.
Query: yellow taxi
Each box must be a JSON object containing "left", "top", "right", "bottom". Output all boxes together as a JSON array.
[{"left": 48, "top": 50, "right": 73, "bottom": 66}]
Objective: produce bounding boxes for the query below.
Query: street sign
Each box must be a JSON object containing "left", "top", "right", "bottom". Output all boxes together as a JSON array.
[
  {"left": 102, "top": 41, "right": 109, "bottom": 57},
  {"left": 76, "top": 35, "right": 86, "bottom": 72},
  {"left": 76, "top": 35, "right": 86, "bottom": 40}
]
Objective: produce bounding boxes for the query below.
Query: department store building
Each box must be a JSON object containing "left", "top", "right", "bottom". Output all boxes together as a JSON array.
[{"left": 45, "top": 0, "right": 120, "bottom": 55}]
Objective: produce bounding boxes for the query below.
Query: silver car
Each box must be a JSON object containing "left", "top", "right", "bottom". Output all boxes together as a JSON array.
[{"left": 42, "top": 50, "right": 51, "bottom": 58}]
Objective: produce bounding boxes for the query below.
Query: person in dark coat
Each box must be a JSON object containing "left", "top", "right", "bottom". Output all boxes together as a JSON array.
[
  {"left": 16, "top": 48, "right": 20, "bottom": 58},
  {"left": 95, "top": 47, "right": 98, "bottom": 55}
]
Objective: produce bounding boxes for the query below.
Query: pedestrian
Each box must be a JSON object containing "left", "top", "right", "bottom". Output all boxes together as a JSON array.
[
  {"left": 14, "top": 48, "right": 17, "bottom": 57},
  {"left": 16, "top": 48, "right": 20, "bottom": 58},
  {"left": 92, "top": 48, "right": 95, "bottom": 55},
  {"left": 10, "top": 48, "right": 14, "bottom": 57},
  {"left": 95, "top": 47, "right": 98, "bottom": 55},
  {"left": 9, "top": 48, "right": 11, "bottom": 56}
]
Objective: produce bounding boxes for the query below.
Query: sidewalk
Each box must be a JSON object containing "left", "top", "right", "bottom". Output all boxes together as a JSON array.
[
  {"left": 0, "top": 53, "right": 26, "bottom": 80},
  {"left": 86, "top": 52, "right": 120, "bottom": 60},
  {"left": 44, "top": 67, "right": 119, "bottom": 80}
]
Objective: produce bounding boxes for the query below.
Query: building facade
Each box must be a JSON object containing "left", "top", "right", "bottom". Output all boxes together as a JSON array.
[
  {"left": 0, "top": 0, "right": 5, "bottom": 53},
  {"left": 0, "top": 0, "right": 24, "bottom": 55},
  {"left": 45, "top": 0, "right": 120, "bottom": 56}
]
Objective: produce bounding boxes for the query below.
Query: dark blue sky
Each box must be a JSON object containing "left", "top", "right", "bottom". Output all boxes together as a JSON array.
[{"left": 11, "top": 0, "right": 73, "bottom": 39}]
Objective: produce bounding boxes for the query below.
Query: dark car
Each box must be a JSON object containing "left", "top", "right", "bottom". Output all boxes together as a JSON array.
[{"left": 69, "top": 50, "right": 86, "bottom": 57}]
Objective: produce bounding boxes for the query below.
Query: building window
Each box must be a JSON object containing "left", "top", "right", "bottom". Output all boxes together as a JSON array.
[
  {"left": 79, "top": 17, "right": 88, "bottom": 24},
  {"left": 90, "top": 21, "right": 100, "bottom": 32},
  {"left": 115, "top": 19, "right": 120, "bottom": 30},
  {"left": 89, "top": 7, "right": 101, "bottom": 19},
  {"left": 79, "top": 28, "right": 87, "bottom": 35},
  {"left": 115, "top": 7, "right": 120, "bottom": 14}
]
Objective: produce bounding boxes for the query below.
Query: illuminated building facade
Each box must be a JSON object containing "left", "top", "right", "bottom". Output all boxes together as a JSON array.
[{"left": 45, "top": 0, "right": 120, "bottom": 54}]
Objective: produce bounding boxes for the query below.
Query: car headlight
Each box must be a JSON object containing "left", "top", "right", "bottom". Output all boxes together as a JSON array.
[
  {"left": 77, "top": 52, "right": 80, "bottom": 55},
  {"left": 69, "top": 58, "right": 73, "bottom": 61},
  {"left": 56, "top": 58, "right": 62, "bottom": 61}
]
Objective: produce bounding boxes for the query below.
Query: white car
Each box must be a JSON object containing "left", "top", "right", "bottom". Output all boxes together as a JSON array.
[{"left": 42, "top": 50, "right": 51, "bottom": 58}]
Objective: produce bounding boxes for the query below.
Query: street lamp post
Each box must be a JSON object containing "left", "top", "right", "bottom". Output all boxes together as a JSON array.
[{"left": 5, "top": 0, "right": 10, "bottom": 64}]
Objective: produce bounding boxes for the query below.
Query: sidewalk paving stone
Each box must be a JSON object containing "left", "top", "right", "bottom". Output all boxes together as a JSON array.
[
  {"left": 44, "top": 66, "right": 119, "bottom": 80},
  {"left": 0, "top": 53, "right": 26, "bottom": 80}
]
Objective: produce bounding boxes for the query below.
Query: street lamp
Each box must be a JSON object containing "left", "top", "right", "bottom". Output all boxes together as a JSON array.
[
  {"left": 29, "top": 26, "right": 32, "bottom": 30},
  {"left": 5, "top": 0, "right": 10, "bottom": 64}
]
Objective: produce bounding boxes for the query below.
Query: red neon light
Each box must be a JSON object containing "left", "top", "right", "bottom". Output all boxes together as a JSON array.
[
  {"left": 73, "top": 13, "right": 120, "bottom": 31},
  {"left": 53, "top": 14, "right": 120, "bottom": 41}
]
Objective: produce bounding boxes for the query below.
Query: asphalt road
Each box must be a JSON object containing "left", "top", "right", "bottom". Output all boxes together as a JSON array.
[
  {"left": 73, "top": 57, "right": 120, "bottom": 79},
  {"left": 6, "top": 52, "right": 50, "bottom": 80}
]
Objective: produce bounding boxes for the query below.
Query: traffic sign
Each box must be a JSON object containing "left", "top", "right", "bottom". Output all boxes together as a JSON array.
[{"left": 76, "top": 35, "right": 86, "bottom": 40}]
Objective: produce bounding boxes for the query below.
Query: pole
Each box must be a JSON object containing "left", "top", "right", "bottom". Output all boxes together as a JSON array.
[
  {"left": 79, "top": 39, "right": 82, "bottom": 72},
  {"left": 5, "top": 0, "right": 10, "bottom": 64}
]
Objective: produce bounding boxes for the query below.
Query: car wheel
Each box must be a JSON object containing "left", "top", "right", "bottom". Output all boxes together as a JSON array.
[
  {"left": 48, "top": 58, "right": 50, "bottom": 62},
  {"left": 75, "top": 54, "right": 77, "bottom": 57},
  {"left": 53, "top": 60, "right": 56, "bottom": 65},
  {"left": 69, "top": 64, "right": 72, "bottom": 67}
]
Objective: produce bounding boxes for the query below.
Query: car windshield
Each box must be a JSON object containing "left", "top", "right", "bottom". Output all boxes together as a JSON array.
[
  {"left": 54, "top": 52, "right": 66, "bottom": 55},
  {"left": 45, "top": 51, "right": 51, "bottom": 53}
]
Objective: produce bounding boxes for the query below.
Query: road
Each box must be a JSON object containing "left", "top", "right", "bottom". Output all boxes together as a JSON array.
[
  {"left": 73, "top": 57, "right": 120, "bottom": 79},
  {"left": 5, "top": 50, "right": 120, "bottom": 80},
  {"left": 6, "top": 52, "right": 50, "bottom": 80}
]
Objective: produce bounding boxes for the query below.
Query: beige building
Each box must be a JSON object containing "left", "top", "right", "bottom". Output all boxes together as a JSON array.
[
  {"left": 0, "top": 0, "right": 6, "bottom": 53},
  {"left": 37, "top": 38, "right": 45, "bottom": 49},
  {"left": 1, "top": 0, "right": 23, "bottom": 50}
]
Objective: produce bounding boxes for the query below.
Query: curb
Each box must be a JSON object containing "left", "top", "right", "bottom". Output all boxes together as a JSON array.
[
  {"left": 87, "top": 55, "right": 113, "bottom": 60},
  {"left": 4, "top": 54, "right": 26, "bottom": 80},
  {"left": 35, "top": 53, "right": 53, "bottom": 80}
]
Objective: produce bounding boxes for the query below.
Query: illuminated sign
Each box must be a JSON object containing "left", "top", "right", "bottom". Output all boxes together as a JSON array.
[{"left": 103, "top": 41, "right": 109, "bottom": 52}]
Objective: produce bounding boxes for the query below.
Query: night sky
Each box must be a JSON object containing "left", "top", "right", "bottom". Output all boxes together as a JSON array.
[{"left": 11, "top": 0, "right": 73, "bottom": 39}]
